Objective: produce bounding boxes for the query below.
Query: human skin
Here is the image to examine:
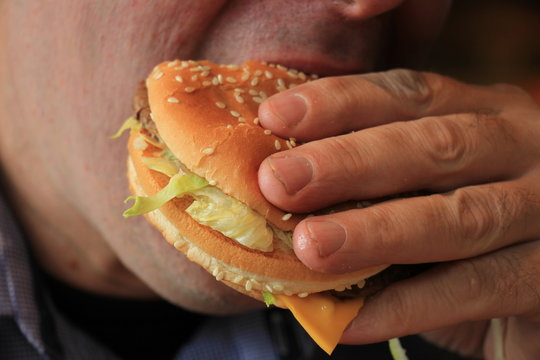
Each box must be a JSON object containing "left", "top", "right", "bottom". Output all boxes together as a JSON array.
[
  {"left": 2, "top": 0, "right": 539, "bottom": 358},
  {"left": 257, "top": 30, "right": 540, "bottom": 360}
]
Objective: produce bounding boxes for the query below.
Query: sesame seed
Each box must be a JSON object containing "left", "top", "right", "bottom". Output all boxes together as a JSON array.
[
  {"left": 252, "top": 97, "right": 263, "bottom": 103},
  {"left": 273, "top": 283, "right": 284, "bottom": 291},
  {"left": 233, "top": 275, "right": 243, "bottom": 284},
  {"left": 167, "top": 97, "right": 180, "bottom": 103},
  {"left": 248, "top": 89, "right": 258, "bottom": 95},
  {"left": 191, "top": 74, "right": 198, "bottom": 81},
  {"left": 250, "top": 77, "right": 259, "bottom": 86},
  {"left": 287, "top": 70, "right": 298, "bottom": 79},
  {"left": 233, "top": 88, "right": 245, "bottom": 93},
  {"left": 201, "top": 70, "right": 210, "bottom": 77},
  {"left": 289, "top": 83, "right": 298, "bottom": 89},
  {"left": 226, "top": 64, "right": 239, "bottom": 70},
  {"left": 167, "top": 60, "right": 179, "bottom": 67},
  {"left": 286, "top": 140, "right": 293, "bottom": 149},
  {"left": 235, "top": 94, "right": 245, "bottom": 104},
  {"left": 259, "top": 91, "right": 268, "bottom": 99},
  {"left": 265, "top": 70, "right": 273, "bottom": 79},
  {"left": 238, "top": 117, "right": 246, "bottom": 122},
  {"left": 173, "top": 241, "right": 183, "bottom": 249},
  {"left": 281, "top": 213, "right": 292, "bottom": 221},
  {"left": 149, "top": 113, "right": 155, "bottom": 120},
  {"left": 226, "top": 76, "right": 237, "bottom": 83},
  {"left": 217, "top": 74, "right": 224, "bottom": 84},
  {"left": 245, "top": 280, "right": 253, "bottom": 291},
  {"left": 265, "top": 284, "right": 273, "bottom": 292},
  {"left": 311, "top": 74, "right": 319, "bottom": 79},
  {"left": 209, "top": 179, "right": 217, "bottom": 186},
  {"left": 153, "top": 71, "right": 164, "bottom": 80},
  {"left": 189, "top": 66, "right": 202, "bottom": 72},
  {"left": 230, "top": 110, "right": 240, "bottom": 117},
  {"left": 357, "top": 280, "right": 366, "bottom": 288},
  {"left": 298, "top": 292, "right": 309, "bottom": 298},
  {"left": 298, "top": 72, "right": 307, "bottom": 80},
  {"left": 201, "top": 65, "right": 212, "bottom": 71},
  {"left": 216, "top": 272, "right": 224, "bottom": 281},
  {"left": 175, "top": 75, "right": 184, "bottom": 83},
  {"left": 277, "top": 78, "right": 285, "bottom": 87},
  {"left": 263, "top": 129, "right": 272, "bottom": 135},
  {"left": 276, "top": 64, "right": 287, "bottom": 71},
  {"left": 184, "top": 87, "right": 195, "bottom": 93},
  {"left": 241, "top": 72, "right": 250, "bottom": 81},
  {"left": 253, "top": 117, "right": 260, "bottom": 125},
  {"left": 212, "top": 267, "right": 219, "bottom": 277},
  {"left": 202, "top": 80, "right": 212, "bottom": 86},
  {"left": 274, "top": 140, "right": 281, "bottom": 150},
  {"left": 215, "top": 101, "right": 226, "bottom": 109},
  {"left": 212, "top": 77, "right": 219, "bottom": 86},
  {"left": 226, "top": 124, "right": 233, "bottom": 129},
  {"left": 202, "top": 147, "right": 215, "bottom": 155},
  {"left": 254, "top": 70, "right": 263, "bottom": 76}
]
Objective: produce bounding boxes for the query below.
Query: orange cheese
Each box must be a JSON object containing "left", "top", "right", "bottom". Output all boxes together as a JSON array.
[{"left": 276, "top": 294, "right": 364, "bottom": 355}]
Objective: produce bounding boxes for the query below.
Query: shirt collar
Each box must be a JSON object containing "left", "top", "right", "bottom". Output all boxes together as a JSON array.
[{"left": 0, "top": 192, "right": 48, "bottom": 357}]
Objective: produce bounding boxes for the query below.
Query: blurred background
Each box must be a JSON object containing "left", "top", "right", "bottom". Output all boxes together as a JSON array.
[{"left": 429, "top": 0, "right": 540, "bottom": 96}]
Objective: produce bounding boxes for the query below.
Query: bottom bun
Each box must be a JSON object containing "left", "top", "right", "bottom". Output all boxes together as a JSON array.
[{"left": 127, "top": 131, "right": 386, "bottom": 300}]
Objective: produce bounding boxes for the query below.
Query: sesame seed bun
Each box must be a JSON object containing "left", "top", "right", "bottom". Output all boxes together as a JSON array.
[{"left": 126, "top": 60, "right": 386, "bottom": 300}]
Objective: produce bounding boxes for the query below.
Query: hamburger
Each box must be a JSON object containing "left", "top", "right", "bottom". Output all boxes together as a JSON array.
[{"left": 115, "top": 60, "right": 409, "bottom": 354}]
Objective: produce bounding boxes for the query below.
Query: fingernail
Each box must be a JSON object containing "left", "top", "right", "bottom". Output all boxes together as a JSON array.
[
  {"left": 268, "top": 156, "right": 313, "bottom": 195},
  {"left": 265, "top": 93, "right": 307, "bottom": 128},
  {"left": 306, "top": 221, "right": 346, "bottom": 257}
]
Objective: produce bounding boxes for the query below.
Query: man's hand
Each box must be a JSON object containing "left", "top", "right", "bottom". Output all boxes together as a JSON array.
[{"left": 258, "top": 69, "right": 540, "bottom": 359}]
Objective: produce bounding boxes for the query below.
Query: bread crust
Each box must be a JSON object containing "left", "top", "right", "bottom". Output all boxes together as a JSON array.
[
  {"left": 146, "top": 60, "right": 312, "bottom": 230},
  {"left": 127, "top": 131, "right": 387, "bottom": 298}
]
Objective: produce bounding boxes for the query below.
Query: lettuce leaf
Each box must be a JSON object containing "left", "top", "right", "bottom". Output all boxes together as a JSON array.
[
  {"left": 262, "top": 292, "right": 276, "bottom": 307},
  {"left": 123, "top": 173, "right": 208, "bottom": 218},
  {"left": 388, "top": 338, "right": 409, "bottom": 360},
  {"left": 111, "top": 117, "right": 140, "bottom": 139},
  {"left": 186, "top": 187, "right": 274, "bottom": 252},
  {"left": 141, "top": 156, "right": 181, "bottom": 177}
]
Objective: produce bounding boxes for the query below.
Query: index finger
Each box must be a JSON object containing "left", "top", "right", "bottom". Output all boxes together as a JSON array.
[{"left": 258, "top": 69, "right": 517, "bottom": 141}]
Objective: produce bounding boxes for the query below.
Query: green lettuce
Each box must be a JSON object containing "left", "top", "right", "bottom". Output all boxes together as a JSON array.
[
  {"left": 110, "top": 117, "right": 140, "bottom": 139},
  {"left": 123, "top": 173, "right": 208, "bottom": 218},
  {"left": 262, "top": 292, "right": 276, "bottom": 307},
  {"left": 186, "top": 187, "right": 274, "bottom": 252},
  {"left": 388, "top": 338, "right": 409, "bottom": 360}
]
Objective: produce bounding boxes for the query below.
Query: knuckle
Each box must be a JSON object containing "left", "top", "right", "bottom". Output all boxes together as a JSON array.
[
  {"left": 449, "top": 185, "right": 526, "bottom": 252},
  {"left": 450, "top": 188, "right": 500, "bottom": 248},
  {"left": 315, "top": 136, "right": 366, "bottom": 185},
  {"left": 367, "top": 69, "right": 434, "bottom": 112},
  {"left": 364, "top": 205, "right": 406, "bottom": 259},
  {"left": 418, "top": 116, "right": 470, "bottom": 170}
]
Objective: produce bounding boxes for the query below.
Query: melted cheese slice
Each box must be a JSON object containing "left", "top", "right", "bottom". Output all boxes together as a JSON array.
[{"left": 276, "top": 294, "right": 364, "bottom": 355}]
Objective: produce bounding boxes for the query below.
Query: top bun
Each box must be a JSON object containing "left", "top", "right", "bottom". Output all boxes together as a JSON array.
[
  {"left": 146, "top": 60, "right": 312, "bottom": 230},
  {"left": 131, "top": 60, "right": 386, "bottom": 299}
]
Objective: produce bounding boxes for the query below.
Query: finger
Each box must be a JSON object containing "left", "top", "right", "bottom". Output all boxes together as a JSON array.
[
  {"left": 258, "top": 69, "right": 527, "bottom": 141},
  {"left": 258, "top": 111, "right": 529, "bottom": 213},
  {"left": 292, "top": 179, "right": 540, "bottom": 273},
  {"left": 340, "top": 241, "right": 540, "bottom": 345}
]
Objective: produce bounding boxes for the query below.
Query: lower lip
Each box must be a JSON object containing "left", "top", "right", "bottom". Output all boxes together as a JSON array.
[{"left": 252, "top": 56, "right": 368, "bottom": 77}]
